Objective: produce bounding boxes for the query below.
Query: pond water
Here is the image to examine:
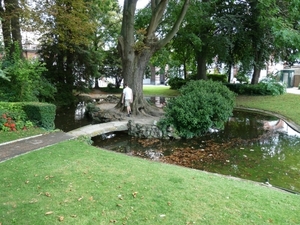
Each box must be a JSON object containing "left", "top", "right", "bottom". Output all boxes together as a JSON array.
[
  {"left": 55, "top": 104, "right": 93, "bottom": 132},
  {"left": 91, "top": 110, "right": 300, "bottom": 194},
  {"left": 54, "top": 100, "right": 300, "bottom": 194}
]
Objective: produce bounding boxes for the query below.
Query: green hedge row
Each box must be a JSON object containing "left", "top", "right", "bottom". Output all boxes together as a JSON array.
[{"left": 0, "top": 102, "right": 56, "bottom": 130}]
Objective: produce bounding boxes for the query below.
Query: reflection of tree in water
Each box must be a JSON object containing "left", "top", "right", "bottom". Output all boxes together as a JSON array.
[{"left": 74, "top": 102, "right": 86, "bottom": 120}]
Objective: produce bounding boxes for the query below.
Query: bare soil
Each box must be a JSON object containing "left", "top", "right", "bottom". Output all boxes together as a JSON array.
[{"left": 79, "top": 89, "right": 164, "bottom": 121}]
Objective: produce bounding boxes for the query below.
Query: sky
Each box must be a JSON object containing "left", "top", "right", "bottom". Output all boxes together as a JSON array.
[{"left": 118, "top": 0, "right": 150, "bottom": 9}]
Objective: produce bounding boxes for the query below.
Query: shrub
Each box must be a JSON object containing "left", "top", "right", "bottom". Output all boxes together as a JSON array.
[
  {"left": 207, "top": 74, "right": 227, "bottom": 83},
  {"left": 0, "top": 44, "right": 56, "bottom": 102},
  {"left": 23, "top": 103, "right": 56, "bottom": 130},
  {"left": 158, "top": 80, "right": 236, "bottom": 138},
  {"left": 225, "top": 78, "right": 286, "bottom": 96},
  {"left": 0, "top": 102, "right": 56, "bottom": 131},
  {"left": 0, "top": 104, "right": 33, "bottom": 131},
  {"left": 107, "top": 83, "right": 116, "bottom": 89},
  {"left": 168, "top": 77, "right": 187, "bottom": 90}
]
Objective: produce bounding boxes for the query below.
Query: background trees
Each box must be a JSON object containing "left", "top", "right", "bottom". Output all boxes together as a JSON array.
[{"left": 1, "top": 0, "right": 300, "bottom": 105}]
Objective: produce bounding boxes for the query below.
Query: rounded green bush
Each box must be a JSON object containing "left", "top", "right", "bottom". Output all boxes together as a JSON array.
[{"left": 159, "top": 80, "right": 236, "bottom": 138}]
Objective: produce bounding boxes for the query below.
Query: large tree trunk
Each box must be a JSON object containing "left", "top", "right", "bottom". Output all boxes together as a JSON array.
[
  {"left": 150, "top": 64, "right": 156, "bottom": 84},
  {"left": 251, "top": 51, "right": 262, "bottom": 84},
  {"left": 2, "top": 0, "right": 23, "bottom": 57},
  {"left": 118, "top": 0, "right": 190, "bottom": 116},
  {"left": 251, "top": 66, "right": 261, "bottom": 84},
  {"left": 196, "top": 51, "right": 207, "bottom": 80},
  {"left": 0, "top": 1, "right": 12, "bottom": 51}
]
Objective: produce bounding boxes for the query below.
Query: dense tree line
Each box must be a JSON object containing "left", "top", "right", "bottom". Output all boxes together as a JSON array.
[{"left": 0, "top": 0, "right": 300, "bottom": 108}]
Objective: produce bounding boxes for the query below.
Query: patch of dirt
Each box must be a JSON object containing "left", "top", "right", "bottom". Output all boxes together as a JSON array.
[{"left": 80, "top": 90, "right": 164, "bottom": 121}]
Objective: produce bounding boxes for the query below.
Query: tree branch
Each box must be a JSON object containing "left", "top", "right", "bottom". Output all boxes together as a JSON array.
[{"left": 157, "top": 0, "right": 190, "bottom": 50}]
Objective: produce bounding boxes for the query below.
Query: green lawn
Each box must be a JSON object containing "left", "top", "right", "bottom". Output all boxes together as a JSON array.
[
  {"left": 0, "top": 128, "right": 51, "bottom": 144},
  {"left": 235, "top": 93, "right": 300, "bottom": 126},
  {"left": 1, "top": 140, "right": 300, "bottom": 225},
  {"left": 1, "top": 87, "right": 300, "bottom": 224}
]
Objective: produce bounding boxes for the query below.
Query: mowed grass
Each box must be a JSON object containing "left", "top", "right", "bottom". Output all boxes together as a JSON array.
[
  {"left": 1, "top": 140, "right": 300, "bottom": 225},
  {"left": 0, "top": 128, "right": 50, "bottom": 144},
  {"left": 143, "top": 85, "right": 179, "bottom": 97},
  {"left": 235, "top": 93, "right": 300, "bottom": 125},
  {"left": 2, "top": 86, "right": 300, "bottom": 224}
]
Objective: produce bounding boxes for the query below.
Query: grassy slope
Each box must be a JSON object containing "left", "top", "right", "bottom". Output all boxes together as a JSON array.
[
  {"left": 1, "top": 140, "right": 300, "bottom": 225},
  {"left": 235, "top": 93, "right": 300, "bottom": 125},
  {"left": 1, "top": 87, "right": 300, "bottom": 224}
]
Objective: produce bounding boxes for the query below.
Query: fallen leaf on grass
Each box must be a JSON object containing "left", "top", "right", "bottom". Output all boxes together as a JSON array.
[
  {"left": 58, "top": 216, "right": 64, "bottom": 221},
  {"left": 45, "top": 192, "right": 51, "bottom": 197},
  {"left": 132, "top": 192, "right": 138, "bottom": 198},
  {"left": 78, "top": 196, "right": 83, "bottom": 201},
  {"left": 45, "top": 211, "right": 53, "bottom": 215}
]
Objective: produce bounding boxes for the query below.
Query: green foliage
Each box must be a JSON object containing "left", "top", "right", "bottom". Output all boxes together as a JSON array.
[
  {"left": 0, "top": 67, "right": 10, "bottom": 81},
  {"left": 0, "top": 102, "right": 57, "bottom": 131},
  {"left": 23, "top": 103, "right": 56, "bottom": 130},
  {"left": 235, "top": 68, "right": 251, "bottom": 84},
  {"left": 76, "top": 135, "right": 93, "bottom": 145},
  {"left": 0, "top": 44, "right": 56, "bottom": 102},
  {"left": 0, "top": 103, "right": 33, "bottom": 131},
  {"left": 159, "top": 80, "right": 236, "bottom": 138},
  {"left": 207, "top": 73, "right": 227, "bottom": 82},
  {"left": 107, "top": 82, "right": 116, "bottom": 89},
  {"left": 226, "top": 78, "right": 286, "bottom": 96},
  {"left": 168, "top": 77, "right": 187, "bottom": 89}
]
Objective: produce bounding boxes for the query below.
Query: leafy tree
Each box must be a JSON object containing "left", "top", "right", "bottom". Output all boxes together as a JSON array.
[
  {"left": 34, "top": 0, "right": 119, "bottom": 105},
  {"left": 0, "top": 45, "right": 56, "bottom": 102},
  {"left": 98, "top": 48, "right": 122, "bottom": 88},
  {"left": 90, "top": 0, "right": 122, "bottom": 89},
  {"left": 0, "top": 0, "right": 23, "bottom": 57},
  {"left": 118, "top": 0, "right": 190, "bottom": 116},
  {"left": 216, "top": 0, "right": 300, "bottom": 84}
]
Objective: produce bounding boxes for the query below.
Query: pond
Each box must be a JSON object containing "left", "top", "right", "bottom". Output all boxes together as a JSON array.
[
  {"left": 91, "top": 110, "right": 300, "bottom": 194},
  {"left": 54, "top": 100, "right": 300, "bottom": 194},
  {"left": 55, "top": 104, "right": 93, "bottom": 132}
]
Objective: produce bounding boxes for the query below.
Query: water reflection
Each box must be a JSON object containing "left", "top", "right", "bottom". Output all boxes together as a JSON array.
[
  {"left": 75, "top": 101, "right": 86, "bottom": 120},
  {"left": 92, "top": 110, "right": 300, "bottom": 193},
  {"left": 55, "top": 103, "right": 92, "bottom": 132}
]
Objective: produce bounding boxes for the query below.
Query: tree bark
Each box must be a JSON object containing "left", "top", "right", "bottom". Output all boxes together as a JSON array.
[
  {"left": 0, "top": 0, "right": 12, "bottom": 50},
  {"left": 196, "top": 51, "right": 207, "bottom": 80},
  {"left": 251, "top": 51, "right": 263, "bottom": 84},
  {"left": 118, "top": 0, "right": 190, "bottom": 116},
  {"left": 251, "top": 66, "right": 261, "bottom": 84}
]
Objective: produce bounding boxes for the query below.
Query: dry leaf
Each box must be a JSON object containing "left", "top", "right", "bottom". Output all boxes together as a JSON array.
[
  {"left": 58, "top": 216, "right": 64, "bottom": 221},
  {"left": 110, "top": 219, "right": 117, "bottom": 223},
  {"left": 45, "top": 211, "right": 53, "bottom": 215},
  {"left": 71, "top": 215, "right": 77, "bottom": 218},
  {"left": 45, "top": 192, "right": 51, "bottom": 197},
  {"left": 132, "top": 192, "right": 138, "bottom": 198},
  {"left": 78, "top": 196, "right": 83, "bottom": 201},
  {"left": 25, "top": 180, "right": 29, "bottom": 184}
]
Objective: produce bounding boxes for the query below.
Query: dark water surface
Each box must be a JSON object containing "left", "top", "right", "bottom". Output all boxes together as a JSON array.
[
  {"left": 91, "top": 110, "right": 300, "bottom": 193},
  {"left": 55, "top": 105, "right": 92, "bottom": 132}
]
